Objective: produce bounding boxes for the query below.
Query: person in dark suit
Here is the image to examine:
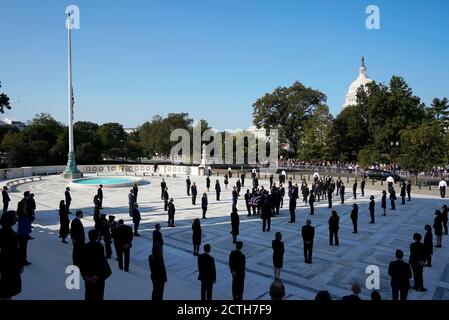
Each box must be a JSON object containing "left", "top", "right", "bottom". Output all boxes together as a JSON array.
[
  {"left": 206, "top": 176, "right": 211, "bottom": 192},
  {"left": 192, "top": 218, "right": 202, "bottom": 256},
  {"left": 229, "top": 241, "right": 246, "bottom": 301},
  {"left": 153, "top": 223, "right": 163, "bottom": 249},
  {"left": 369, "top": 195, "right": 375, "bottom": 223},
  {"left": 149, "top": 243, "right": 167, "bottom": 300},
  {"left": 308, "top": 191, "right": 315, "bottom": 215},
  {"left": 328, "top": 211, "right": 340, "bottom": 246},
  {"left": 65, "top": 187, "right": 72, "bottom": 214},
  {"left": 160, "top": 178, "right": 167, "bottom": 200},
  {"left": 191, "top": 183, "right": 198, "bottom": 205},
  {"left": 167, "top": 198, "right": 175, "bottom": 227},
  {"left": 201, "top": 193, "right": 208, "bottom": 219},
  {"left": 301, "top": 219, "right": 315, "bottom": 264},
  {"left": 132, "top": 183, "right": 138, "bottom": 202},
  {"left": 441, "top": 205, "right": 448, "bottom": 235},
  {"left": 340, "top": 183, "right": 345, "bottom": 204},
  {"left": 162, "top": 187, "right": 169, "bottom": 211},
  {"left": 128, "top": 188, "right": 136, "bottom": 216},
  {"left": 197, "top": 243, "right": 216, "bottom": 300},
  {"left": 241, "top": 172, "right": 245, "bottom": 187},
  {"left": 352, "top": 179, "right": 357, "bottom": 199},
  {"left": 261, "top": 192, "right": 271, "bottom": 232},
  {"left": 99, "top": 213, "right": 112, "bottom": 259},
  {"left": 97, "top": 185, "right": 103, "bottom": 209},
  {"left": 406, "top": 180, "right": 412, "bottom": 201},
  {"left": 231, "top": 208, "right": 240, "bottom": 243},
  {"left": 423, "top": 225, "right": 433, "bottom": 267},
  {"left": 16, "top": 207, "right": 31, "bottom": 267},
  {"left": 390, "top": 188, "right": 397, "bottom": 210},
  {"left": 0, "top": 212, "right": 22, "bottom": 300},
  {"left": 350, "top": 203, "right": 358, "bottom": 233},
  {"left": 79, "top": 229, "right": 112, "bottom": 301},
  {"left": 131, "top": 203, "right": 141, "bottom": 236},
  {"left": 360, "top": 178, "right": 366, "bottom": 197},
  {"left": 327, "top": 188, "right": 332, "bottom": 208},
  {"left": 236, "top": 179, "right": 241, "bottom": 196},
  {"left": 272, "top": 232, "right": 284, "bottom": 279},
  {"left": 341, "top": 283, "right": 362, "bottom": 301},
  {"left": 186, "top": 176, "right": 191, "bottom": 196},
  {"left": 58, "top": 200, "right": 70, "bottom": 244},
  {"left": 381, "top": 190, "right": 387, "bottom": 216},
  {"left": 2, "top": 186, "right": 11, "bottom": 214},
  {"left": 70, "top": 210, "right": 85, "bottom": 267},
  {"left": 288, "top": 196, "right": 296, "bottom": 223},
  {"left": 400, "top": 181, "right": 406, "bottom": 205},
  {"left": 433, "top": 210, "right": 443, "bottom": 248},
  {"left": 232, "top": 187, "right": 238, "bottom": 210},
  {"left": 409, "top": 233, "right": 427, "bottom": 292},
  {"left": 215, "top": 180, "right": 221, "bottom": 201},
  {"left": 388, "top": 249, "right": 412, "bottom": 300},
  {"left": 244, "top": 190, "right": 252, "bottom": 216},
  {"left": 115, "top": 220, "right": 133, "bottom": 272}
]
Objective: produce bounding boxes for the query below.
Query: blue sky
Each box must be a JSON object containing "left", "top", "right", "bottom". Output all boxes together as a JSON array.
[{"left": 1, "top": 0, "right": 448, "bottom": 129}]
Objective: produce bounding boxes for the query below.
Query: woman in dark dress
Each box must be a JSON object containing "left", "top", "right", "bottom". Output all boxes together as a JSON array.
[
  {"left": 423, "top": 225, "right": 433, "bottom": 267},
  {"left": 230, "top": 208, "right": 240, "bottom": 243},
  {"left": 192, "top": 218, "right": 202, "bottom": 256},
  {"left": 149, "top": 243, "right": 167, "bottom": 300},
  {"left": 381, "top": 190, "right": 387, "bottom": 216},
  {"left": 58, "top": 200, "right": 70, "bottom": 243},
  {"left": 328, "top": 210, "right": 340, "bottom": 246},
  {"left": 272, "top": 232, "right": 285, "bottom": 280},
  {"left": 433, "top": 210, "right": 443, "bottom": 248},
  {"left": 0, "top": 212, "right": 22, "bottom": 300}
]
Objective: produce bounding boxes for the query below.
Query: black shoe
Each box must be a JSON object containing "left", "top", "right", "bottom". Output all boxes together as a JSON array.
[
  {"left": 24, "top": 261, "right": 32, "bottom": 266},
  {"left": 352, "top": 231, "right": 358, "bottom": 234},
  {"left": 124, "top": 269, "right": 129, "bottom": 272},
  {"left": 134, "top": 234, "right": 141, "bottom": 237},
  {"left": 419, "top": 288, "right": 428, "bottom": 292},
  {"left": 119, "top": 266, "right": 123, "bottom": 270}
]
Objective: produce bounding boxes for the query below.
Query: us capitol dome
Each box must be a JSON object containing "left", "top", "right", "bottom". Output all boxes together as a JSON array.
[{"left": 343, "top": 56, "right": 373, "bottom": 108}]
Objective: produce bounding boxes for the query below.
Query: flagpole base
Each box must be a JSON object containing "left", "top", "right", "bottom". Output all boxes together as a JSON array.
[{"left": 62, "top": 151, "right": 83, "bottom": 179}]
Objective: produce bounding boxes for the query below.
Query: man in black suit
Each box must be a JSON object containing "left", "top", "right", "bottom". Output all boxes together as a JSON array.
[
  {"left": 229, "top": 241, "right": 246, "bottom": 301},
  {"left": 406, "top": 180, "right": 412, "bottom": 201},
  {"left": 241, "top": 172, "right": 245, "bottom": 187},
  {"left": 341, "top": 283, "right": 362, "bottom": 301},
  {"left": 191, "top": 183, "right": 198, "bottom": 205},
  {"left": 115, "top": 220, "right": 133, "bottom": 272},
  {"left": 160, "top": 178, "right": 167, "bottom": 200},
  {"left": 186, "top": 176, "right": 191, "bottom": 196},
  {"left": 409, "top": 233, "right": 427, "bottom": 292},
  {"left": 153, "top": 223, "right": 163, "bottom": 249},
  {"left": 97, "top": 185, "right": 103, "bottom": 209},
  {"left": 65, "top": 187, "right": 72, "bottom": 214},
  {"left": 340, "top": 183, "right": 345, "bottom": 204},
  {"left": 301, "top": 219, "right": 315, "bottom": 264},
  {"left": 388, "top": 249, "right": 412, "bottom": 300},
  {"left": 352, "top": 179, "right": 357, "bottom": 199},
  {"left": 70, "top": 210, "right": 85, "bottom": 267},
  {"left": 369, "top": 195, "right": 375, "bottom": 223},
  {"left": 360, "top": 178, "right": 366, "bottom": 197},
  {"left": 288, "top": 196, "right": 296, "bottom": 223},
  {"left": 167, "top": 198, "right": 176, "bottom": 227},
  {"left": 197, "top": 243, "right": 216, "bottom": 300},
  {"left": 2, "top": 186, "right": 10, "bottom": 213},
  {"left": 79, "top": 230, "right": 112, "bottom": 301}
]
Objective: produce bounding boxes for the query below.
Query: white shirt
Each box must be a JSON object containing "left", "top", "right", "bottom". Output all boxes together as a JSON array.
[
  {"left": 439, "top": 180, "right": 447, "bottom": 188},
  {"left": 281, "top": 170, "right": 286, "bottom": 176},
  {"left": 386, "top": 176, "right": 394, "bottom": 183}
]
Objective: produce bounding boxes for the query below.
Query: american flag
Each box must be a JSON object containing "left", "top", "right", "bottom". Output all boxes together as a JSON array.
[
  {"left": 248, "top": 195, "right": 262, "bottom": 207},
  {"left": 70, "top": 85, "right": 75, "bottom": 120}
]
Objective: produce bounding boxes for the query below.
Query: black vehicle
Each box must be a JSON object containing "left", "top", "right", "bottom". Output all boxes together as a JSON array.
[{"left": 364, "top": 169, "right": 402, "bottom": 182}]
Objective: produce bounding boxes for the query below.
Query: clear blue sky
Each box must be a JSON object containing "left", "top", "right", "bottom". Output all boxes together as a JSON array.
[{"left": 1, "top": 0, "right": 448, "bottom": 130}]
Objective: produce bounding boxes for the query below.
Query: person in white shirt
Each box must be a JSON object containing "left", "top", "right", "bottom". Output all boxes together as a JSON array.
[
  {"left": 439, "top": 178, "right": 447, "bottom": 198},
  {"left": 386, "top": 175, "right": 394, "bottom": 193}
]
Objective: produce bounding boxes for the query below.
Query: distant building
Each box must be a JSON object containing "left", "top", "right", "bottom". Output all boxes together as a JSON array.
[
  {"left": 124, "top": 128, "right": 136, "bottom": 134},
  {"left": 343, "top": 56, "right": 373, "bottom": 109},
  {"left": 1, "top": 117, "right": 27, "bottom": 131}
]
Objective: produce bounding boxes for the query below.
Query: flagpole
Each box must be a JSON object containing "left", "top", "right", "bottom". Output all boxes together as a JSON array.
[{"left": 63, "top": 11, "right": 82, "bottom": 179}]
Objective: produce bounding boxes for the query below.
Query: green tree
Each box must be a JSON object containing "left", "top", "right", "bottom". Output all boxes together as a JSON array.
[
  {"left": 0, "top": 82, "right": 11, "bottom": 114},
  {"left": 97, "top": 122, "right": 127, "bottom": 159},
  {"left": 427, "top": 97, "right": 449, "bottom": 129},
  {"left": 252, "top": 81, "right": 327, "bottom": 156}
]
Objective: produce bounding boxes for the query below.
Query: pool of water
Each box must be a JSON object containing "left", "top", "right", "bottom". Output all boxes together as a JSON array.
[{"left": 71, "top": 176, "right": 142, "bottom": 188}]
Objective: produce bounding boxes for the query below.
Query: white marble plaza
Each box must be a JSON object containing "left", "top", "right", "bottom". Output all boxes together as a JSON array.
[{"left": 7, "top": 174, "right": 449, "bottom": 300}]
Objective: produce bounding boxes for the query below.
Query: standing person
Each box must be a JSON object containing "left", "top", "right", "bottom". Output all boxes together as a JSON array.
[
  {"left": 224, "top": 174, "right": 229, "bottom": 190},
  {"left": 261, "top": 192, "right": 272, "bottom": 232},
  {"left": 279, "top": 184, "right": 285, "bottom": 208},
  {"left": 240, "top": 172, "right": 245, "bottom": 187},
  {"left": 272, "top": 232, "right": 284, "bottom": 280},
  {"left": 230, "top": 208, "right": 240, "bottom": 243},
  {"left": 342, "top": 283, "right": 362, "bottom": 301},
  {"left": 439, "top": 178, "right": 447, "bottom": 198},
  {"left": 390, "top": 188, "right": 397, "bottom": 210},
  {"left": 352, "top": 179, "right": 357, "bottom": 199},
  {"left": 229, "top": 241, "right": 246, "bottom": 301},
  {"left": 191, "top": 183, "right": 198, "bottom": 205},
  {"left": 236, "top": 179, "right": 242, "bottom": 196},
  {"left": 197, "top": 244, "right": 216, "bottom": 300},
  {"left": 400, "top": 182, "right": 406, "bottom": 205},
  {"left": 309, "top": 191, "right": 315, "bottom": 215},
  {"left": 201, "top": 193, "right": 208, "bottom": 219},
  {"left": 228, "top": 167, "right": 232, "bottom": 178},
  {"left": 244, "top": 189, "right": 252, "bottom": 217},
  {"left": 388, "top": 249, "right": 412, "bottom": 301},
  {"left": 269, "top": 175, "right": 274, "bottom": 190},
  {"left": 406, "top": 180, "right": 412, "bottom": 201},
  {"left": 115, "top": 220, "right": 133, "bottom": 272},
  {"left": 65, "top": 187, "right": 72, "bottom": 214},
  {"left": 149, "top": 243, "right": 167, "bottom": 300},
  {"left": 301, "top": 219, "right": 315, "bottom": 264},
  {"left": 132, "top": 203, "right": 141, "bottom": 236},
  {"left": 433, "top": 210, "right": 443, "bottom": 248},
  {"left": 2, "top": 186, "right": 10, "bottom": 213},
  {"left": 99, "top": 214, "right": 112, "bottom": 259},
  {"left": 409, "top": 233, "right": 427, "bottom": 292},
  {"left": 360, "top": 178, "right": 366, "bottom": 197},
  {"left": 110, "top": 216, "right": 119, "bottom": 259},
  {"left": 59, "top": 200, "right": 70, "bottom": 244},
  {"left": 153, "top": 223, "right": 163, "bottom": 249},
  {"left": 369, "top": 196, "right": 375, "bottom": 224},
  {"left": 442, "top": 205, "right": 448, "bottom": 235},
  {"left": 79, "top": 230, "right": 112, "bottom": 301},
  {"left": 351, "top": 204, "right": 359, "bottom": 233},
  {"left": 336, "top": 177, "right": 342, "bottom": 196},
  {"left": 207, "top": 167, "right": 212, "bottom": 177},
  {"left": 128, "top": 188, "right": 136, "bottom": 216},
  {"left": 215, "top": 180, "right": 221, "bottom": 201},
  {"left": 29, "top": 194, "right": 36, "bottom": 222},
  {"left": 328, "top": 210, "right": 340, "bottom": 246},
  {"left": 206, "top": 176, "right": 211, "bottom": 192},
  {"left": 0, "top": 212, "right": 22, "bottom": 300},
  {"left": 93, "top": 195, "right": 101, "bottom": 230},
  {"left": 186, "top": 176, "right": 191, "bottom": 196},
  {"left": 340, "top": 183, "right": 345, "bottom": 204},
  {"left": 288, "top": 194, "right": 297, "bottom": 223},
  {"left": 232, "top": 187, "right": 238, "bottom": 210},
  {"left": 160, "top": 178, "right": 167, "bottom": 200},
  {"left": 381, "top": 190, "right": 387, "bottom": 216},
  {"left": 327, "top": 187, "right": 332, "bottom": 208},
  {"left": 387, "top": 175, "right": 394, "bottom": 193},
  {"left": 192, "top": 219, "right": 202, "bottom": 256},
  {"left": 17, "top": 208, "right": 32, "bottom": 267},
  {"left": 167, "top": 198, "right": 175, "bottom": 227},
  {"left": 423, "top": 225, "right": 433, "bottom": 267},
  {"left": 162, "top": 187, "right": 169, "bottom": 211},
  {"left": 97, "top": 185, "right": 103, "bottom": 209},
  {"left": 70, "top": 210, "right": 85, "bottom": 268},
  {"left": 132, "top": 183, "right": 138, "bottom": 202}
]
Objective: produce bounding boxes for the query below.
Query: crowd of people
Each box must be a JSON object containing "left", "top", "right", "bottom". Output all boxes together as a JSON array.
[{"left": 0, "top": 169, "right": 448, "bottom": 301}]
